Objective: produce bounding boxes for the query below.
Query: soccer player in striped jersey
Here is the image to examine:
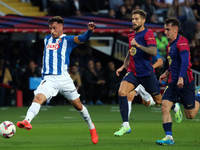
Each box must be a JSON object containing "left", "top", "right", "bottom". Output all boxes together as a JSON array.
[
  {"left": 17, "top": 16, "right": 98, "bottom": 144},
  {"left": 156, "top": 18, "right": 200, "bottom": 146}
]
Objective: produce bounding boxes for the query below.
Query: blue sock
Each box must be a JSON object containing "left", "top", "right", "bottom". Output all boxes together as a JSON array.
[
  {"left": 119, "top": 96, "right": 128, "bottom": 122},
  {"left": 163, "top": 122, "right": 172, "bottom": 136}
]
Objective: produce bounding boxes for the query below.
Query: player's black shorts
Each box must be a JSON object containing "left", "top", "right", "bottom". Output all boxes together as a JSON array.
[
  {"left": 122, "top": 72, "right": 160, "bottom": 96},
  {"left": 162, "top": 80, "right": 195, "bottom": 109}
]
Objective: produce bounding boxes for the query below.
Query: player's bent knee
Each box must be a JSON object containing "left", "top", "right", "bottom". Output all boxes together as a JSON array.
[
  {"left": 186, "top": 114, "right": 196, "bottom": 119},
  {"left": 33, "top": 94, "right": 47, "bottom": 105},
  {"left": 118, "top": 90, "right": 128, "bottom": 97}
]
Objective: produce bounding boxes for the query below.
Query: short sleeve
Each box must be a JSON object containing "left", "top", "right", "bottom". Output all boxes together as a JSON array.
[
  {"left": 176, "top": 37, "right": 190, "bottom": 52},
  {"left": 144, "top": 29, "right": 157, "bottom": 47}
]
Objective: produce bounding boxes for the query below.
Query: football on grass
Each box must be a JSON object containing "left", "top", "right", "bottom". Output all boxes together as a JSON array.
[{"left": 0, "top": 121, "right": 16, "bottom": 138}]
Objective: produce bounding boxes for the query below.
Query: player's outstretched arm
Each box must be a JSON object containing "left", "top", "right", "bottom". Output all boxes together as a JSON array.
[{"left": 74, "top": 22, "right": 96, "bottom": 44}]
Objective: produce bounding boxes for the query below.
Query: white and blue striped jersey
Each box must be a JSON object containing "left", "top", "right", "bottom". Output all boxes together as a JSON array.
[{"left": 41, "top": 34, "right": 78, "bottom": 75}]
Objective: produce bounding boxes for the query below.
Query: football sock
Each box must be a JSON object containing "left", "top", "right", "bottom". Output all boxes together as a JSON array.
[
  {"left": 25, "top": 102, "right": 41, "bottom": 123},
  {"left": 119, "top": 96, "right": 129, "bottom": 127},
  {"left": 123, "top": 122, "right": 130, "bottom": 128},
  {"left": 78, "top": 105, "right": 94, "bottom": 130},
  {"left": 171, "top": 104, "right": 178, "bottom": 113},
  {"left": 163, "top": 122, "right": 172, "bottom": 137},
  {"left": 128, "top": 101, "right": 132, "bottom": 119}
]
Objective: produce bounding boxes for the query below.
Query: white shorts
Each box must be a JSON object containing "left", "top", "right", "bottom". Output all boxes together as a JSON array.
[{"left": 34, "top": 74, "right": 80, "bottom": 101}]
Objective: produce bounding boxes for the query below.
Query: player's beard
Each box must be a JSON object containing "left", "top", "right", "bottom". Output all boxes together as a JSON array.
[{"left": 133, "top": 24, "right": 142, "bottom": 32}]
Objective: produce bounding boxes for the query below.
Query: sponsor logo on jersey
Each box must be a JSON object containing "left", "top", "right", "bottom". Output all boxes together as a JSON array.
[
  {"left": 167, "top": 56, "right": 172, "bottom": 65},
  {"left": 46, "top": 43, "right": 59, "bottom": 50},
  {"left": 129, "top": 47, "right": 137, "bottom": 56},
  {"left": 168, "top": 47, "right": 170, "bottom": 52}
]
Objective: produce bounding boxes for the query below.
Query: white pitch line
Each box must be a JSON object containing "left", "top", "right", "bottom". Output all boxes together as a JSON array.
[
  {"left": 69, "top": 109, "right": 77, "bottom": 111},
  {"left": 63, "top": 117, "right": 76, "bottom": 119},
  {"left": 0, "top": 108, "right": 8, "bottom": 110}
]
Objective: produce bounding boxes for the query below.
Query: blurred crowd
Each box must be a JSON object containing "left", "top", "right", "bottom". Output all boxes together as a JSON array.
[
  {"left": 0, "top": 39, "right": 123, "bottom": 107},
  {"left": 1, "top": 0, "right": 200, "bottom": 107}
]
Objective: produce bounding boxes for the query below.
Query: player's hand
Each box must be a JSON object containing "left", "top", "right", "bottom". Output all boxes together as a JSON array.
[
  {"left": 159, "top": 73, "right": 167, "bottom": 83},
  {"left": 88, "top": 22, "right": 96, "bottom": 31},
  {"left": 177, "top": 77, "right": 184, "bottom": 88},
  {"left": 131, "top": 38, "right": 139, "bottom": 48},
  {"left": 116, "top": 65, "right": 124, "bottom": 76}
]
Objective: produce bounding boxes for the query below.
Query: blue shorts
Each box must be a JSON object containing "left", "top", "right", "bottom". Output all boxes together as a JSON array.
[
  {"left": 162, "top": 80, "right": 195, "bottom": 109},
  {"left": 122, "top": 72, "right": 160, "bottom": 96}
]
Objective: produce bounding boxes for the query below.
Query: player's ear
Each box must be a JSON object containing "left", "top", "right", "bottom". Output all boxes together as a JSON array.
[
  {"left": 174, "top": 26, "right": 178, "bottom": 34},
  {"left": 142, "top": 18, "right": 146, "bottom": 24}
]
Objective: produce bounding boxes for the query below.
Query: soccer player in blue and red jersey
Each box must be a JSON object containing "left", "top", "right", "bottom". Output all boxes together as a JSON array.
[
  {"left": 16, "top": 16, "right": 98, "bottom": 144},
  {"left": 114, "top": 9, "right": 163, "bottom": 136},
  {"left": 156, "top": 18, "right": 200, "bottom": 145}
]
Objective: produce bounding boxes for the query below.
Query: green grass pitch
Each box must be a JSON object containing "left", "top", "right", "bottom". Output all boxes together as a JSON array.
[{"left": 0, "top": 104, "right": 199, "bottom": 150}]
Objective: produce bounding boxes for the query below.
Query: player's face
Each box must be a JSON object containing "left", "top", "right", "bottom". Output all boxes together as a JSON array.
[
  {"left": 49, "top": 22, "right": 63, "bottom": 38},
  {"left": 164, "top": 23, "right": 178, "bottom": 42},
  {"left": 131, "top": 14, "right": 145, "bottom": 32}
]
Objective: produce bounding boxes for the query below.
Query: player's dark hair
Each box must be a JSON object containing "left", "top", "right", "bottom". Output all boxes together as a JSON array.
[
  {"left": 164, "top": 18, "right": 180, "bottom": 28},
  {"left": 48, "top": 16, "right": 64, "bottom": 25},
  {"left": 132, "top": 9, "right": 147, "bottom": 19}
]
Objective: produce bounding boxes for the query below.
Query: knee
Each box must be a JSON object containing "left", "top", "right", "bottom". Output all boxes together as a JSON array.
[
  {"left": 118, "top": 89, "right": 127, "bottom": 97},
  {"left": 186, "top": 114, "right": 196, "bottom": 119},
  {"left": 142, "top": 99, "right": 150, "bottom": 107},
  {"left": 161, "top": 105, "right": 169, "bottom": 114},
  {"left": 33, "top": 94, "right": 43, "bottom": 103}
]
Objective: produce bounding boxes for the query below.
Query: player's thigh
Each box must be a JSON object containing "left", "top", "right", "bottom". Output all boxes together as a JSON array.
[
  {"left": 139, "top": 74, "right": 160, "bottom": 96},
  {"left": 119, "top": 81, "right": 135, "bottom": 96},
  {"left": 34, "top": 76, "right": 59, "bottom": 102},
  {"left": 162, "top": 84, "right": 178, "bottom": 103},
  {"left": 119, "top": 72, "right": 138, "bottom": 96},
  {"left": 60, "top": 77, "right": 80, "bottom": 101},
  {"left": 152, "top": 94, "right": 162, "bottom": 104},
  {"left": 178, "top": 81, "right": 195, "bottom": 110},
  {"left": 127, "top": 90, "right": 137, "bottom": 101},
  {"left": 162, "top": 99, "right": 174, "bottom": 112}
]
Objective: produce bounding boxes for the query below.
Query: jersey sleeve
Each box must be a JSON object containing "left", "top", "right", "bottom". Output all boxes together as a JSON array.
[
  {"left": 144, "top": 29, "right": 156, "bottom": 47},
  {"left": 176, "top": 36, "right": 190, "bottom": 52}
]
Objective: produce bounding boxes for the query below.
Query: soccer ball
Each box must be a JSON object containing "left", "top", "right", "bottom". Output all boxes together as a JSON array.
[{"left": 0, "top": 121, "right": 16, "bottom": 138}]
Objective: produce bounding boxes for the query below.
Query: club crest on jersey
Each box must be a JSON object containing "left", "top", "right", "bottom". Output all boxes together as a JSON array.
[
  {"left": 129, "top": 47, "right": 137, "bottom": 56},
  {"left": 46, "top": 43, "right": 59, "bottom": 50},
  {"left": 58, "top": 38, "right": 62, "bottom": 43}
]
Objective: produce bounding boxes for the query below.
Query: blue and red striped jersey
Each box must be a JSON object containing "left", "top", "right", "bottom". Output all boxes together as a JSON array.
[
  {"left": 167, "top": 35, "right": 193, "bottom": 84},
  {"left": 127, "top": 28, "right": 156, "bottom": 77}
]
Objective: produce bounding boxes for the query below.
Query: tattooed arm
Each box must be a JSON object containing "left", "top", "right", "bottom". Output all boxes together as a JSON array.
[
  {"left": 131, "top": 38, "right": 157, "bottom": 56},
  {"left": 124, "top": 50, "right": 130, "bottom": 69}
]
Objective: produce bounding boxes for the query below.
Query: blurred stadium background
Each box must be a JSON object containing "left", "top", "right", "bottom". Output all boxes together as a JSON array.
[{"left": 0, "top": 0, "right": 200, "bottom": 107}]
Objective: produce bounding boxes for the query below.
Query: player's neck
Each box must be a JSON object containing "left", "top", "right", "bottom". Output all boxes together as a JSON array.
[
  {"left": 135, "top": 26, "right": 145, "bottom": 33},
  {"left": 169, "top": 34, "right": 178, "bottom": 43}
]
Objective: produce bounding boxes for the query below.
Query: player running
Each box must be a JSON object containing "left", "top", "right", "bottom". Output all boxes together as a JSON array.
[
  {"left": 156, "top": 18, "right": 200, "bottom": 145},
  {"left": 17, "top": 16, "right": 98, "bottom": 144},
  {"left": 114, "top": 49, "right": 182, "bottom": 137},
  {"left": 114, "top": 9, "right": 162, "bottom": 136}
]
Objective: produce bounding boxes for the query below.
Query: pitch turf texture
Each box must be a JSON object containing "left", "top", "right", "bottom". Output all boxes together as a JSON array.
[{"left": 0, "top": 105, "right": 199, "bottom": 150}]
